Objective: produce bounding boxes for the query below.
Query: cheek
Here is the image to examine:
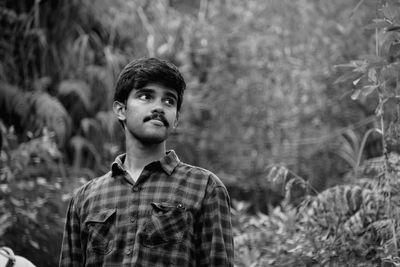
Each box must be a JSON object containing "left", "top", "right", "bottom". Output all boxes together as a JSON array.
[
  {"left": 167, "top": 112, "right": 178, "bottom": 123},
  {"left": 125, "top": 108, "right": 141, "bottom": 124}
]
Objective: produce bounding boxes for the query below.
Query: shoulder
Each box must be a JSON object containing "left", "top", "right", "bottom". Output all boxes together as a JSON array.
[
  {"left": 73, "top": 172, "right": 111, "bottom": 194},
  {"left": 68, "top": 172, "right": 113, "bottom": 208},
  {"left": 177, "top": 162, "right": 228, "bottom": 192},
  {"left": 177, "top": 162, "right": 224, "bottom": 184}
]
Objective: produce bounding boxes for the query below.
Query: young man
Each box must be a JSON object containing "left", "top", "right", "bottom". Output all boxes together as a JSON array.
[{"left": 59, "top": 58, "right": 234, "bottom": 266}]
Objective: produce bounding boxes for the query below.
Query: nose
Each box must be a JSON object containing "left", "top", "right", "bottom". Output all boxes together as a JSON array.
[{"left": 151, "top": 99, "right": 165, "bottom": 114}]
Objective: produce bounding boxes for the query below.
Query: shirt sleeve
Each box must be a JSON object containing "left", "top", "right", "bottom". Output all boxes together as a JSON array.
[
  {"left": 196, "top": 177, "right": 234, "bottom": 266},
  {"left": 59, "top": 192, "right": 85, "bottom": 267}
]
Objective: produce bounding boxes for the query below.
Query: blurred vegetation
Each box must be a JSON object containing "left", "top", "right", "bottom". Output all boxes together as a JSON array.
[{"left": 1, "top": 0, "right": 400, "bottom": 266}]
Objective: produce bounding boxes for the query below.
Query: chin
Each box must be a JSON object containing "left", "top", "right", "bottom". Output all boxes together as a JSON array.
[
  {"left": 128, "top": 128, "right": 170, "bottom": 145},
  {"left": 139, "top": 134, "right": 168, "bottom": 145}
]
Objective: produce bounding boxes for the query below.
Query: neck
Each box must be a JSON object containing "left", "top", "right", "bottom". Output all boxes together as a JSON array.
[{"left": 124, "top": 133, "right": 166, "bottom": 172}]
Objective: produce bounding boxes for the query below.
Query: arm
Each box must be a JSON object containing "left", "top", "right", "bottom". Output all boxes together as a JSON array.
[
  {"left": 59, "top": 195, "right": 84, "bottom": 267},
  {"left": 197, "top": 180, "right": 234, "bottom": 266}
]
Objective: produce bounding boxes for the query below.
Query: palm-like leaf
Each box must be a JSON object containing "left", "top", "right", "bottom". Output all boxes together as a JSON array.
[{"left": 0, "top": 82, "right": 71, "bottom": 145}]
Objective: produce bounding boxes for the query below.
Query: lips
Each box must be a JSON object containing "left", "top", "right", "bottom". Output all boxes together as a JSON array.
[{"left": 143, "top": 113, "right": 169, "bottom": 127}]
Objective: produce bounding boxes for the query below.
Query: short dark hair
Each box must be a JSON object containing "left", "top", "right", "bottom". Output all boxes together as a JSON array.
[{"left": 113, "top": 57, "right": 186, "bottom": 111}]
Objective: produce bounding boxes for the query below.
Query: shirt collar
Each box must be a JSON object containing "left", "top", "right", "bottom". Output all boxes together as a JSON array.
[{"left": 111, "top": 150, "right": 180, "bottom": 177}]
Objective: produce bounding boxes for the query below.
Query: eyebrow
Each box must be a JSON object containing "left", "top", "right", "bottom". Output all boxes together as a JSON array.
[
  {"left": 165, "top": 91, "right": 178, "bottom": 100},
  {"left": 135, "top": 88, "right": 154, "bottom": 94}
]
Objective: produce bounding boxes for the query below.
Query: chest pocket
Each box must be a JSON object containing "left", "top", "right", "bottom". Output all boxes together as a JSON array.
[
  {"left": 85, "top": 209, "right": 116, "bottom": 255},
  {"left": 139, "top": 202, "right": 189, "bottom": 248}
]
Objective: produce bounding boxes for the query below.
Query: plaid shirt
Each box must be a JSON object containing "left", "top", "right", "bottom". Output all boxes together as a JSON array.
[{"left": 59, "top": 150, "right": 233, "bottom": 267}]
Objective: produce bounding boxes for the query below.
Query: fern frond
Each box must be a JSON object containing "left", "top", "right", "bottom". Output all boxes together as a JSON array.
[{"left": 298, "top": 184, "right": 384, "bottom": 236}]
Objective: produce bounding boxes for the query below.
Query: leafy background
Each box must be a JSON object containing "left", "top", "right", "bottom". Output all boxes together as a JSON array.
[{"left": 1, "top": 0, "right": 400, "bottom": 266}]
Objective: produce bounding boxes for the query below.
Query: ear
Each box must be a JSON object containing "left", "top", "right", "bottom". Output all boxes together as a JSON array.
[{"left": 113, "top": 101, "right": 126, "bottom": 121}]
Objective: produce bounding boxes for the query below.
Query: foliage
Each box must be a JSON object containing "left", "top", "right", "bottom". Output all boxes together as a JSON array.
[
  {"left": 0, "top": 124, "right": 87, "bottom": 266},
  {"left": 234, "top": 166, "right": 400, "bottom": 266},
  {"left": 233, "top": 207, "right": 316, "bottom": 267},
  {"left": 233, "top": 1, "right": 400, "bottom": 266},
  {"left": 0, "top": 0, "right": 380, "bottom": 198},
  {"left": 335, "top": 1, "right": 400, "bottom": 259},
  {"left": 2, "top": 0, "right": 400, "bottom": 266}
]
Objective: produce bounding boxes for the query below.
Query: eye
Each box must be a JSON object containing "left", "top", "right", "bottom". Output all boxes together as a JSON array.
[
  {"left": 138, "top": 93, "right": 151, "bottom": 101},
  {"left": 164, "top": 97, "right": 177, "bottom": 106}
]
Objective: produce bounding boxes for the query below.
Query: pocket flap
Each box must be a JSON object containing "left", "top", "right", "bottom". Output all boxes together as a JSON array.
[
  {"left": 85, "top": 209, "right": 116, "bottom": 224},
  {"left": 151, "top": 202, "right": 174, "bottom": 213},
  {"left": 151, "top": 202, "right": 186, "bottom": 213}
]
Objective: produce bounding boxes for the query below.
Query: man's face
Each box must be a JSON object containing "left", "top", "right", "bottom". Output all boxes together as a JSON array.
[{"left": 115, "top": 83, "right": 179, "bottom": 145}]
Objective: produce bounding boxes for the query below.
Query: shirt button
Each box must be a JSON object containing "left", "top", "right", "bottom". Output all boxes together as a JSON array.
[
  {"left": 125, "top": 248, "right": 132, "bottom": 255},
  {"left": 132, "top": 186, "right": 140, "bottom": 192}
]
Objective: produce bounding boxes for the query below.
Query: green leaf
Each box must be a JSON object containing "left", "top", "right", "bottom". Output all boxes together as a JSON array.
[
  {"left": 362, "top": 84, "right": 379, "bottom": 97},
  {"left": 353, "top": 77, "right": 361, "bottom": 85},
  {"left": 386, "top": 25, "right": 400, "bottom": 32},
  {"left": 334, "top": 71, "right": 363, "bottom": 85},
  {"left": 382, "top": 5, "right": 395, "bottom": 20},
  {"left": 349, "top": 0, "right": 366, "bottom": 18},
  {"left": 382, "top": 65, "right": 398, "bottom": 79},
  {"left": 334, "top": 60, "right": 367, "bottom": 69},
  {"left": 351, "top": 89, "right": 362, "bottom": 100},
  {"left": 364, "top": 55, "right": 386, "bottom": 67},
  {"left": 367, "top": 68, "right": 377, "bottom": 83},
  {"left": 388, "top": 42, "right": 400, "bottom": 63},
  {"left": 380, "top": 31, "right": 400, "bottom": 57},
  {"left": 364, "top": 19, "right": 392, "bottom": 30}
]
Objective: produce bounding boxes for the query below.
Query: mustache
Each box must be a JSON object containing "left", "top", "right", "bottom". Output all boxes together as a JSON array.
[{"left": 143, "top": 113, "right": 169, "bottom": 127}]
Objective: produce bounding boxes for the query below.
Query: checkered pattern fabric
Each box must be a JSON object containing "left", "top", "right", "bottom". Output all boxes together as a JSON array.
[{"left": 59, "top": 150, "right": 234, "bottom": 266}]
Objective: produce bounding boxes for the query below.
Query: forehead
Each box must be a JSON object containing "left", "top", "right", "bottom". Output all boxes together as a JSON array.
[{"left": 136, "top": 83, "right": 177, "bottom": 97}]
